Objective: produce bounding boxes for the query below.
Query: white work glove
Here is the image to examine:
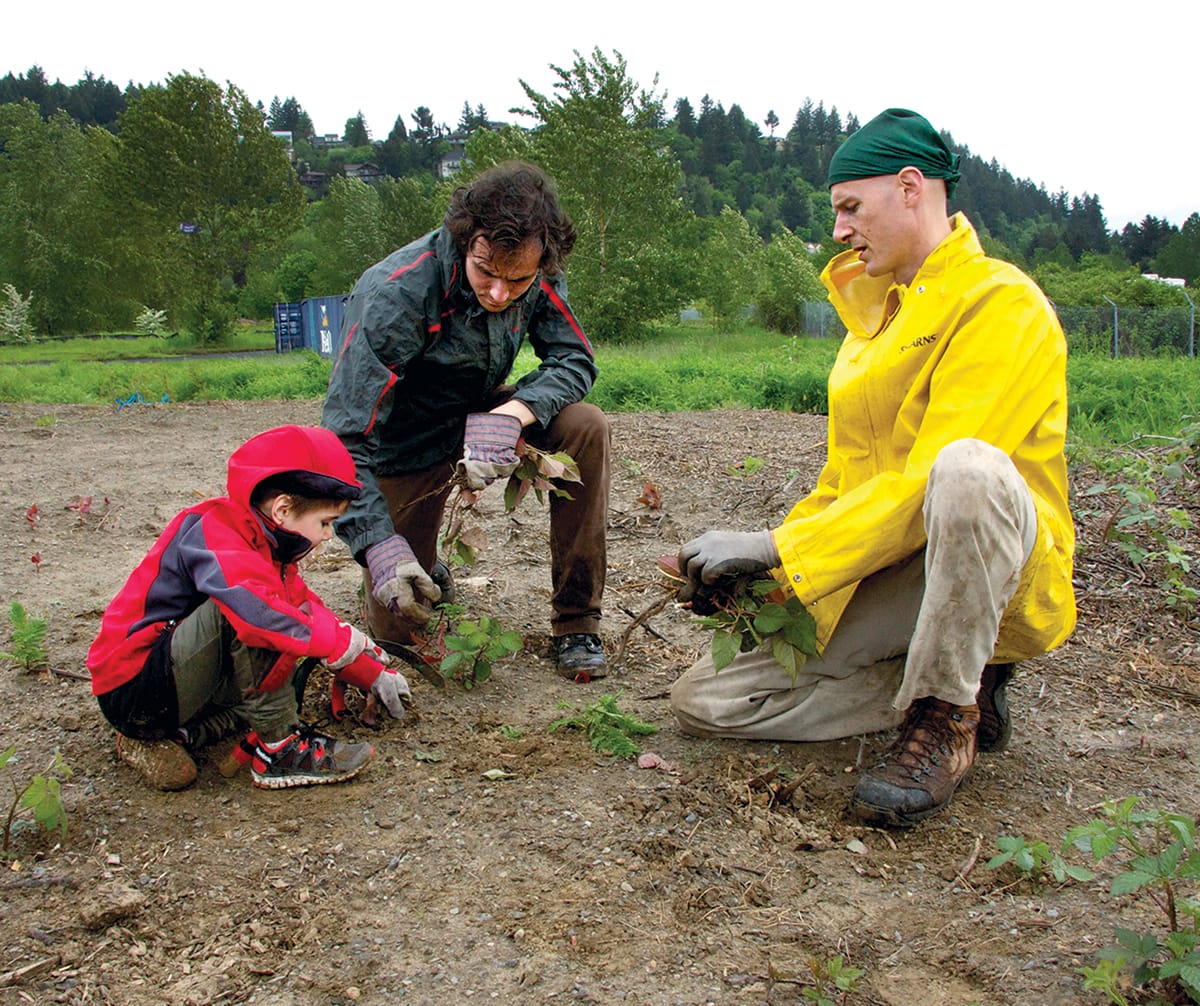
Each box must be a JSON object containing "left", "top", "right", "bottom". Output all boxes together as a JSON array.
[
  {"left": 327, "top": 621, "right": 386, "bottom": 671},
  {"left": 369, "top": 666, "right": 412, "bottom": 720},
  {"left": 456, "top": 412, "right": 523, "bottom": 490},
  {"left": 365, "top": 534, "right": 441, "bottom": 624},
  {"left": 336, "top": 653, "right": 412, "bottom": 721},
  {"left": 678, "top": 529, "right": 780, "bottom": 603}
]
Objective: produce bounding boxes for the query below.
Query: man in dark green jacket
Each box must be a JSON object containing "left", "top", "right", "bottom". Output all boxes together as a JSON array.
[{"left": 322, "top": 162, "right": 610, "bottom": 681}]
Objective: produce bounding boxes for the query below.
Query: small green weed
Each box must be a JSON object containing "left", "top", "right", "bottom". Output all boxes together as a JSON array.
[
  {"left": 549, "top": 692, "right": 658, "bottom": 758},
  {"left": 2, "top": 746, "right": 71, "bottom": 857},
  {"left": 800, "top": 954, "right": 864, "bottom": 1005},
  {"left": 438, "top": 612, "right": 523, "bottom": 690},
  {"left": 1077, "top": 418, "right": 1199, "bottom": 614},
  {"left": 33, "top": 414, "right": 55, "bottom": 428},
  {"left": 726, "top": 455, "right": 765, "bottom": 478},
  {"left": 499, "top": 725, "right": 524, "bottom": 740},
  {"left": 1067, "top": 796, "right": 1200, "bottom": 1004},
  {"left": 986, "top": 833, "right": 1095, "bottom": 885},
  {"left": 1, "top": 602, "right": 49, "bottom": 673}
]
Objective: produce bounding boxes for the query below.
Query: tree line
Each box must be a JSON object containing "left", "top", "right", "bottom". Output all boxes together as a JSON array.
[{"left": 0, "top": 55, "right": 1196, "bottom": 345}]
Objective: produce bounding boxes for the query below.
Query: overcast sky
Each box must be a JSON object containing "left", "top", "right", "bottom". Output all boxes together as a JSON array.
[{"left": 5, "top": 0, "right": 1196, "bottom": 231}]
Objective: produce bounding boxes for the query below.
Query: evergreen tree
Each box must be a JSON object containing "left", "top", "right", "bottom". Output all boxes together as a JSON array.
[
  {"left": 344, "top": 111, "right": 370, "bottom": 146},
  {"left": 673, "top": 97, "right": 696, "bottom": 137},
  {"left": 1152, "top": 212, "right": 1200, "bottom": 286}
]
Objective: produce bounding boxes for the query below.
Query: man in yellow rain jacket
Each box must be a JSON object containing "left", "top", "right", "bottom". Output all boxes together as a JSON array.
[{"left": 670, "top": 108, "right": 1075, "bottom": 827}]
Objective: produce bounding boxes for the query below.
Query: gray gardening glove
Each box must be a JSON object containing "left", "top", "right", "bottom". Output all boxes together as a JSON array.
[
  {"left": 678, "top": 529, "right": 780, "bottom": 602},
  {"left": 365, "top": 534, "right": 441, "bottom": 624},
  {"left": 368, "top": 666, "right": 413, "bottom": 720},
  {"left": 456, "top": 411, "right": 523, "bottom": 490}
]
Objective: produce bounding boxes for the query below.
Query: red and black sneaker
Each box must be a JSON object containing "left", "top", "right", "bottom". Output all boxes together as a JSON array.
[{"left": 250, "top": 728, "right": 374, "bottom": 790}]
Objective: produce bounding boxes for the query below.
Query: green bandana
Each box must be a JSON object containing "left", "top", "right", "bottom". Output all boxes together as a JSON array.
[{"left": 827, "top": 108, "right": 960, "bottom": 197}]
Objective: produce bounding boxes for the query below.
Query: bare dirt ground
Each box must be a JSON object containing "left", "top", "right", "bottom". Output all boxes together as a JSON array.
[{"left": 0, "top": 400, "right": 1197, "bottom": 1006}]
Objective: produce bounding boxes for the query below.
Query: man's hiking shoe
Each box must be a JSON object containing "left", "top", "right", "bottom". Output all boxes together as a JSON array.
[
  {"left": 250, "top": 729, "right": 373, "bottom": 790},
  {"left": 850, "top": 697, "right": 979, "bottom": 828},
  {"left": 116, "top": 734, "right": 197, "bottom": 791},
  {"left": 977, "top": 663, "right": 1014, "bottom": 753},
  {"left": 553, "top": 633, "right": 608, "bottom": 683}
]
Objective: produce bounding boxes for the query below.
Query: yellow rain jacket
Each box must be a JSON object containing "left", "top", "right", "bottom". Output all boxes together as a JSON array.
[{"left": 773, "top": 213, "right": 1076, "bottom": 661}]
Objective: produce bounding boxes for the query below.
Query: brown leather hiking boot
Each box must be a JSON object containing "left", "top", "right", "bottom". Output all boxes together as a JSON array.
[
  {"left": 977, "top": 663, "right": 1014, "bottom": 753},
  {"left": 116, "top": 734, "right": 198, "bottom": 791},
  {"left": 850, "top": 697, "right": 980, "bottom": 828}
]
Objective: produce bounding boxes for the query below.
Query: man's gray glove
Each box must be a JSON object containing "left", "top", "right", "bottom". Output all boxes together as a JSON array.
[
  {"left": 456, "top": 411, "right": 523, "bottom": 490},
  {"left": 365, "top": 534, "right": 441, "bottom": 624},
  {"left": 678, "top": 529, "right": 780, "bottom": 603}
]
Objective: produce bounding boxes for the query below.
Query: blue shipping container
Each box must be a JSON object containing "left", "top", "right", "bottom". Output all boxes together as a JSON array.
[
  {"left": 272, "top": 302, "right": 303, "bottom": 353},
  {"left": 300, "top": 296, "right": 347, "bottom": 359}
]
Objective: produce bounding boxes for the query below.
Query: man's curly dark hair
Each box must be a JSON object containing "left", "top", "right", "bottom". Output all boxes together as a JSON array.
[{"left": 443, "top": 161, "right": 577, "bottom": 277}]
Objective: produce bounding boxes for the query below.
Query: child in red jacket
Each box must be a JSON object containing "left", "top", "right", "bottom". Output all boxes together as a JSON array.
[{"left": 88, "top": 425, "right": 409, "bottom": 791}]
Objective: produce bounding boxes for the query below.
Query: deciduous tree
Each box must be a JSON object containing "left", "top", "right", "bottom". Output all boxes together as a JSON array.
[
  {"left": 112, "top": 73, "right": 306, "bottom": 341},
  {"left": 477, "top": 47, "right": 695, "bottom": 341}
]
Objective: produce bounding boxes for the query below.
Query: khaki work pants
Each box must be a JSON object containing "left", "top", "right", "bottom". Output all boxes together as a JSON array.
[
  {"left": 670, "top": 439, "right": 1038, "bottom": 741},
  {"left": 170, "top": 599, "right": 300, "bottom": 743},
  {"left": 364, "top": 400, "right": 611, "bottom": 644}
]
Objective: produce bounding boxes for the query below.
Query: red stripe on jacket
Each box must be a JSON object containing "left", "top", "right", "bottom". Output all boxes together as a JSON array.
[
  {"left": 540, "top": 280, "right": 592, "bottom": 355},
  {"left": 363, "top": 371, "right": 397, "bottom": 436},
  {"left": 387, "top": 250, "right": 436, "bottom": 282}
]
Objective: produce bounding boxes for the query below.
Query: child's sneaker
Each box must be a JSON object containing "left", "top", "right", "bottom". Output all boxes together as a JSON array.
[
  {"left": 250, "top": 729, "right": 374, "bottom": 790},
  {"left": 115, "top": 734, "right": 198, "bottom": 791}
]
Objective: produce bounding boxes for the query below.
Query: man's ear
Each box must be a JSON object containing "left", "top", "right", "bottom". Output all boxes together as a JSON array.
[{"left": 897, "top": 166, "right": 925, "bottom": 206}]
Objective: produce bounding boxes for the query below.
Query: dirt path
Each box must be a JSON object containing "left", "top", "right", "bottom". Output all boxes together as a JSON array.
[{"left": 0, "top": 401, "right": 1196, "bottom": 1005}]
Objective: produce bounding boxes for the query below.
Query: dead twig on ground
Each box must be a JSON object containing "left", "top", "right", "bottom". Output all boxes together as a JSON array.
[{"left": 613, "top": 588, "right": 676, "bottom": 669}]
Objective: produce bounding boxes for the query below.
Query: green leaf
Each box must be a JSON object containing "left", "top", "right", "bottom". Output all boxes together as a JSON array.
[
  {"left": 753, "top": 602, "right": 788, "bottom": 634},
  {"left": 770, "top": 635, "right": 802, "bottom": 680},
  {"left": 19, "top": 775, "right": 67, "bottom": 837},
  {"left": 496, "top": 631, "right": 524, "bottom": 652},
  {"left": 710, "top": 631, "right": 740, "bottom": 672},
  {"left": 1111, "top": 870, "right": 1155, "bottom": 897}
]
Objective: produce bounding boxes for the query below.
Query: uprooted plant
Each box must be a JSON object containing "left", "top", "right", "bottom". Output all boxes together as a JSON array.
[
  {"left": 440, "top": 442, "right": 581, "bottom": 567},
  {"left": 656, "top": 555, "right": 818, "bottom": 676}
]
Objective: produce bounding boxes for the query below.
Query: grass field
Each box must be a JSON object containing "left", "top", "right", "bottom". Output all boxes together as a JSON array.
[{"left": 1, "top": 323, "right": 1196, "bottom": 446}]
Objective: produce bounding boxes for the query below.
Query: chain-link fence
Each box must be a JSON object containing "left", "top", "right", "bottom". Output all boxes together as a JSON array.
[
  {"left": 794, "top": 300, "right": 1197, "bottom": 358},
  {"left": 1052, "top": 303, "right": 1196, "bottom": 358}
]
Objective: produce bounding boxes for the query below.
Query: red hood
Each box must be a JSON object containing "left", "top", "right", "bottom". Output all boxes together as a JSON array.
[{"left": 226, "top": 425, "right": 360, "bottom": 508}]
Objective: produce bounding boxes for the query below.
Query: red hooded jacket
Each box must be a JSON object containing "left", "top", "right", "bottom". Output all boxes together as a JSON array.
[{"left": 87, "top": 426, "right": 361, "bottom": 696}]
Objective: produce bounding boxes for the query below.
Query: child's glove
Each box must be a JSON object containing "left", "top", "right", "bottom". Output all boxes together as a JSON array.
[
  {"left": 333, "top": 652, "right": 412, "bottom": 721},
  {"left": 456, "top": 412, "right": 523, "bottom": 489},
  {"left": 327, "top": 621, "right": 386, "bottom": 670},
  {"left": 365, "top": 534, "right": 441, "bottom": 623}
]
